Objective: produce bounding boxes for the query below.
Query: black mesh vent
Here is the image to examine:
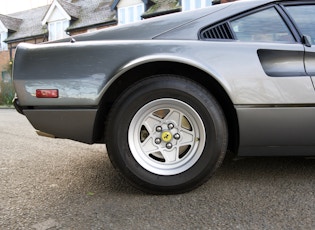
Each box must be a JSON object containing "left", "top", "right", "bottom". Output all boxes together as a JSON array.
[{"left": 200, "top": 23, "right": 234, "bottom": 40}]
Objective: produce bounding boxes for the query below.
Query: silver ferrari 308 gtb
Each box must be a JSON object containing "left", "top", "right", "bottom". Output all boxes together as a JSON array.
[{"left": 13, "top": 0, "right": 315, "bottom": 193}]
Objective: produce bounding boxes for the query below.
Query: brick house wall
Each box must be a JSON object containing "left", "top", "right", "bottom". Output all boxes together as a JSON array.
[{"left": 0, "top": 50, "right": 10, "bottom": 72}]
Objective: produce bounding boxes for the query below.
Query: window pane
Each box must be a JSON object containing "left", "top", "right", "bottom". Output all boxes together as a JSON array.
[
  {"left": 118, "top": 4, "right": 144, "bottom": 24},
  {"left": 48, "top": 20, "right": 69, "bottom": 41},
  {"left": 286, "top": 5, "right": 315, "bottom": 45},
  {"left": 118, "top": 8, "right": 125, "bottom": 24},
  {"left": 57, "top": 21, "right": 62, "bottom": 39},
  {"left": 182, "top": 0, "right": 190, "bottom": 11},
  {"left": 128, "top": 7, "right": 133, "bottom": 23},
  {"left": 63, "top": 20, "right": 69, "bottom": 34},
  {"left": 48, "top": 23, "right": 55, "bottom": 41},
  {"left": 195, "top": 0, "right": 201, "bottom": 9},
  {"left": 231, "top": 7, "right": 294, "bottom": 43},
  {"left": 205, "top": 0, "right": 212, "bottom": 7},
  {"left": 136, "top": 5, "right": 143, "bottom": 21}
]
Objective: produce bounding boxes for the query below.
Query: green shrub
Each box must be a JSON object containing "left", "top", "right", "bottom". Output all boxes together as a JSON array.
[
  {"left": 0, "top": 81, "right": 15, "bottom": 105},
  {"left": 1, "top": 61, "right": 14, "bottom": 106}
]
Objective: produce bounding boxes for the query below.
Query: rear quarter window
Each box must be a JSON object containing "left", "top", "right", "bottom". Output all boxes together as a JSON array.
[{"left": 230, "top": 7, "right": 295, "bottom": 43}]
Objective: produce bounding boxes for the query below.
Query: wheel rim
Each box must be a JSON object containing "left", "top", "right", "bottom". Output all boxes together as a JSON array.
[{"left": 128, "top": 98, "right": 206, "bottom": 175}]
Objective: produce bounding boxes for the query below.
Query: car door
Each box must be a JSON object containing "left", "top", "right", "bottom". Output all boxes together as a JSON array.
[
  {"left": 227, "top": 5, "right": 314, "bottom": 104},
  {"left": 284, "top": 3, "right": 315, "bottom": 84},
  {"left": 226, "top": 4, "right": 315, "bottom": 155}
]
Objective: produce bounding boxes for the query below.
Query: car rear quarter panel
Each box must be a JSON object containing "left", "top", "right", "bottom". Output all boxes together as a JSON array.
[{"left": 14, "top": 39, "right": 315, "bottom": 149}]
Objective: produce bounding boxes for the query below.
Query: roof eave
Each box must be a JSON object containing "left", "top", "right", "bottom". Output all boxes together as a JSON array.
[
  {"left": 142, "top": 8, "right": 181, "bottom": 19},
  {"left": 66, "top": 20, "right": 117, "bottom": 32},
  {"left": 111, "top": 0, "right": 153, "bottom": 10},
  {"left": 5, "top": 33, "right": 47, "bottom": 44}
]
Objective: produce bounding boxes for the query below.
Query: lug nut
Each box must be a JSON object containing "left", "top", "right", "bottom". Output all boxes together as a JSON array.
[
  {"left": 155, "top": 138, "right": 162, "bottom": 144},
  {"left": 166, "top": 142, "right": 172, "bottom": 149},
  {"left": 156, "top": 126, "right": 162, "bottom": 132},
  {"left": 174, "top": 133, "right": 180, "bottom": 140},
  {"left": 168, "top": 123, "right": 174, "bottom": 130}
]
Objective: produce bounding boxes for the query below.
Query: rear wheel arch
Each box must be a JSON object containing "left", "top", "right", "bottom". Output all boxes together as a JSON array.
[{"left": 95, "top": 61, "right": 239, "bottom": 155}]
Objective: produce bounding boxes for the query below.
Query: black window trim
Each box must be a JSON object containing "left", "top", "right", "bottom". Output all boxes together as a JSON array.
[{"left": 199, "top": 1, "right": 311, "bottom": 45}]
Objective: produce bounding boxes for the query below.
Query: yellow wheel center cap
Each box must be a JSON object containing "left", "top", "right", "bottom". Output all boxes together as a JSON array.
[{"left": 162, "top": 131, "right": 172, "bottom": 142}]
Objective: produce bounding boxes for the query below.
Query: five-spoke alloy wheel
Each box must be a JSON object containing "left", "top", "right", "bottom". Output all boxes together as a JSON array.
[{"left": 128, "top": 98, "right": 206, "bottom": 176}]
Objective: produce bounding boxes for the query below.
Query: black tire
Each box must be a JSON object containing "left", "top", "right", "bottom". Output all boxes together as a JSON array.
[{"left": 106, "top": 75, "right": 228, "bottom": 194}]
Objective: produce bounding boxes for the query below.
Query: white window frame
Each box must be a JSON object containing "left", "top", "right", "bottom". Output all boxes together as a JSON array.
[
  {"left": 182, "top": 0, "right": 212, "bottom": 12},
  {"left": 0, "top": 31, "right": 8, "bottom": 51},
  {"left": 48, "top": 20, "right": 69, "bottom": 41},
  {"left": 118, "top": 3, "right": 144, "bottom": 25}
]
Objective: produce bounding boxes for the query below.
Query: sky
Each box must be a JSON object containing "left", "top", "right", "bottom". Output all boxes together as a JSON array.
[{"left": 0, "top": 0, "right": 52, "bottom": 14}]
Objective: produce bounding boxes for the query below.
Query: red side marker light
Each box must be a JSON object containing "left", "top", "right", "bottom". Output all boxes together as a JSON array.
[{"left": 36, "top": 89, "right": 59, "bottom": 98}]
